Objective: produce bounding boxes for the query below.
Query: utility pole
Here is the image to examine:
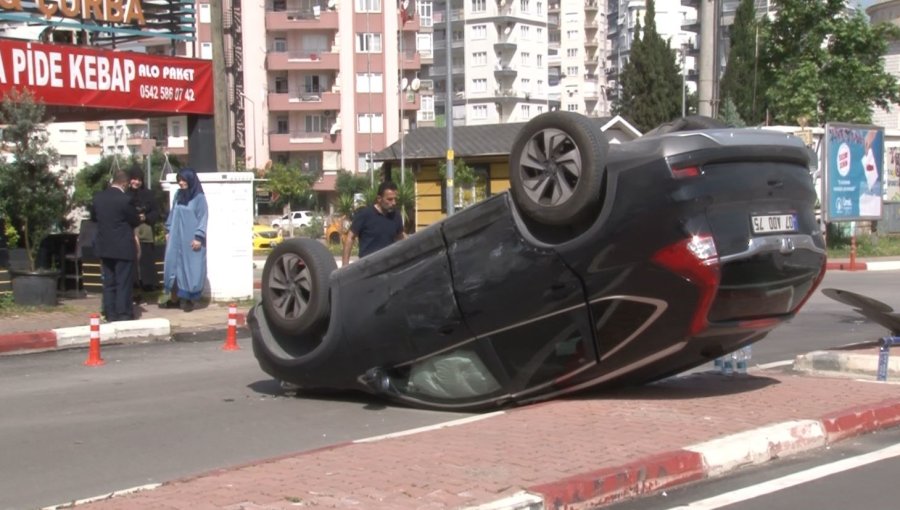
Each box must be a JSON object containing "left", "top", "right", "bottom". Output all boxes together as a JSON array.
[
  {"left": 444, "top": 0, "right": 455, "bottom": 216},
  {"left": 211, "top": 0, "right": 232, "bottom": 171}
]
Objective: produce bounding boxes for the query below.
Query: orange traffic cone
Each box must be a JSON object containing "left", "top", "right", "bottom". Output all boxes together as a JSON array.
[
  {"left": 222, "top": 303, "right": 240, "bottom": 351},
  {"left": 84, "top": 313, "right": 105, "bottom": 366}
]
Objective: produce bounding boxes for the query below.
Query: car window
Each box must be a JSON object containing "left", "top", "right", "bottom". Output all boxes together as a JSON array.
[{"left": 393, "top": 348, "right": 502, "bottom": 400}]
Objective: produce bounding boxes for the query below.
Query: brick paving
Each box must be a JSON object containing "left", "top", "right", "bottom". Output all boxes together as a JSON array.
[{"left": 75, "top": 371, "right": 900, "bottom": 510}]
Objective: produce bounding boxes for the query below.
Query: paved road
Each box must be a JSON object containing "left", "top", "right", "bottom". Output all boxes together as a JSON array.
[
  {"left": 0, "top": 340, "right": 468, "bottom": 510},
  {"left": 606, "top": 424, "right": 900, "bottom": 509},
  {"left": 0, "top": 270, "right": 895, "bottom": 510}
]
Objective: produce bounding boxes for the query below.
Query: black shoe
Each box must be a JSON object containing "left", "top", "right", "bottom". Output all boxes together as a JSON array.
[{"left": 181, "top": 300, "right": 194, "bottom": 312}]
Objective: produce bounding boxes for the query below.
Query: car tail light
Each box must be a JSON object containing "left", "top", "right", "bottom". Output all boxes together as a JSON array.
[
  {"left": 652, "top": 235, "right": 721, "bottom": 336},
  {"left": 670, "top": 165, "right": 701, "bottom": 179}
]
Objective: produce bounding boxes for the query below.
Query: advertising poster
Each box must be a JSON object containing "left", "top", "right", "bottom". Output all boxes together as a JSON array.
[
  {"left": 0, "top": 38, "right": 213, "bottom": 116},
  {"left": 823, "top": 123, "right": 884, "bottom": 222},
  {"left": 884, "top": 141, "right": 900, "bottom": 202}
]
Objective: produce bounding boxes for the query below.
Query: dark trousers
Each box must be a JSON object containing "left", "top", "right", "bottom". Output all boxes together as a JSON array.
[{"left": 101, "top": 258, "right": 134, "bottom": 321}]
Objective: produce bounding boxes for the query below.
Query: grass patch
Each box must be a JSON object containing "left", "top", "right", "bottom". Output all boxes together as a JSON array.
[{"left": 827, "top": 233, "right": 900, "bottom": 258}]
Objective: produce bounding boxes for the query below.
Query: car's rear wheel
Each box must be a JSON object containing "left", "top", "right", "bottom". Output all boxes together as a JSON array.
[
  {"left": 509, "top": 111, "right": 609, "bottom": 226},
  {"left": 261, "top": 238, "right": 336, "bottom": 335}
]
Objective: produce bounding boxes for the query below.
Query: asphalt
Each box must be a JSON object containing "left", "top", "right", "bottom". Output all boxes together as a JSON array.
[{"left": 2, "top": 256, "right": 900, "bottom": 510}]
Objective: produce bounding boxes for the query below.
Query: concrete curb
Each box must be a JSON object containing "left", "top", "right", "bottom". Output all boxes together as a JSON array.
[
  {"left": 826, "top": 260, "right": 900, "bottom": 271},
  {"left": 0, "top": 318, "right": 171, "bottom": 355},
  {"left": 793, "top": 350, "right": 900, "bottom": 379},
  {"left": 487, "top": 397, "right": 900, "bottom": 509}
]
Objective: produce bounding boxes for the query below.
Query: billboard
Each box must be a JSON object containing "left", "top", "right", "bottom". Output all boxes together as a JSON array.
[
  {"left": 884, "top": 141, "right": 900, "bottom": 202},
  {"left": 0, "top": 38, "right": 213, "bottom": 116},
  {"left": 822, "top": 123, "right": 884, "bottom": 222}
]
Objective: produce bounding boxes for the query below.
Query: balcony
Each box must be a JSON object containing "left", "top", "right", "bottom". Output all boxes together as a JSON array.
[
  {"left": 400, "top": 49, "right": 421, "bottom": 69},
  {"left": 265, "top": 10, "right": 339, "bottom": 30},
  {"left": 268, "top": 91, "right": 341, "bottom": 111},
  {"left": 585, "top": 38, "right": 598, "bottom": 48},
  {"left": 430, "top": 64, "right": 466, "bottom": 77},
  {"left": 267, "top": 50, "right": 339, "bottom": 71},
  {"left": 583, "top": 80, "right": 600, "bottom": 100},
  {"left": 270, "top": 131, "right": 341, "bottom": 152},
  {"left": 400, "top": 92, "right": 421, "bottom": 110},
  {"left": 585, "top": 1, "right": 599, "bottom": 11},
  {"left": 494, "top": 65, "right": 517, "bottom": 79},
  {"left": 494, "top": 35, "right": 517, "bottom": 52},
  {"left": 584, "top": 53, "right": 600, "bottom": 65}
]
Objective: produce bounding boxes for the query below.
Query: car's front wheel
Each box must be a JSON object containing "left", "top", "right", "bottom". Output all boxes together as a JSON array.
[
  {"left": 261, "top": 238, "right": 336, "bottom": 335},
  {"left": 509, "top": 111, "right": 609, "bottom": 226}
]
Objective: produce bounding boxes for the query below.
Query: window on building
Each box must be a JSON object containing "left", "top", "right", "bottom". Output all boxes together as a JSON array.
[
  {"left": 536, "top": 27, "right": 543, "bottom": 40},
  {"left": 536, "top": 2, "right": 543, "bottom": 14},
  {"left": 536, "top": 54, "right": 543, "bottom": 67},
  {"left": 356, "top": 0, "right": 381, "bottom": 12},
  {"left": 566, "top": 66, "right": 578, "bottom": 76},
  {"left": 358, "top": 113, "right": 385, "bottom": 133},
  {"left": 520, "top": 52, "right": 531, "bottom": 66},
  {"left": 472, "top": 78, "right": 487, "bottom": 92},
  {"left": 272, "top": 0, "right": 287, "bottom": 11},
  {"left": 199, "top": 3, "right": 211, "bottom": 22},
  {"left": 520, "top": 25, "right": 530, "bottom": 39},
  {"left": 274, "top": 74, "right": 289, "bottom": 93},
  {"left": 305, "top": 115, "right": 324, "bottom": 133},
  {"left": 471, "top": 25, "right": 487, "bottom": 39},
  {"left": 418, "top": 1, "right": 433, "bottom": 26},
  {"left": 520, "top": 0, "right": 529, "bottom": 13},
  {"left": 356, "top": 73, "right": 384, "bottom": 93},
  {"left": 417, "top": 34, "right": 433, "bottom": 56},
  {"left": 566, "top": 29, "right": 578, "bottom": 38},
  {"left": 471, "top": 0, "right": 486, "bottom": 12},
  {"left": 171, "top": 120, "right": 181, "bottom": 137},
  {"left": 273, "top": 37, "right": 287, "bottom": 52},
  {"left": 418, "top": 95, "right": 435, "bottom": 121},
  {"left": 304, "top": 74, "right": 323, "bottom": 93},
  {"left": 537, "top": 105, "right": 544, "bottom": 113},
  {"left": 472, "top": 51, "right": 487, "bottom": 65},
  {"left": 536, "top": 79, "right": 544, "bottom": 92},
  {"left": 472, "top": 105, "right": 488, "bottom": 119},
  {"left": 567, "top": 48, "right": 577, "bottom": 57},
  {"left": 522, "top": 104, "right": 531, "bottom": 118},
  {"left": 356, "top": 33, "right": 383, "bottom": 52},
  {"left": 276, "top": 116, "right": 289, "bottom": 134},
  {"left": 567, "top": 103, "right": 578, "bottom": 111},
  {"left": 442, "top": 164, "right": 490, "bottom": 212},
  {"left": 59, "top": 155, "right": 78, "bottom": 168}
]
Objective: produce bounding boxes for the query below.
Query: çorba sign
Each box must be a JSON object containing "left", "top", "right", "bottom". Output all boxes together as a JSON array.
[
  {"left": 0, "top": 39, "right": 214, "bottom": 115},
  {"left": 0, "top": 0, "right": 146, "bottom": 25}
]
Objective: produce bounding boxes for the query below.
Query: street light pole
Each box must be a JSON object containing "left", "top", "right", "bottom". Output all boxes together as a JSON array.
[
  {"left": 240, "top": 93, "right": 257, "bottom": 171},
  {"left": 681, "top": 44, "right": 687, "bottom": 118},
  {"left": 444, "top": 1, "right": 455, "bottom": 216}
]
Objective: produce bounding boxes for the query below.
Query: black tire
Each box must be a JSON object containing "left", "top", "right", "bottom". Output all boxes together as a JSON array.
[
  {"left": 643, "top": 115, "right": 728, "bottom": 137},
  {"left": 261, "top": 238, "right": 336, "bottom": 335},
  {"left": 509, "top": 111, "right": 609, "bottom": 226}
]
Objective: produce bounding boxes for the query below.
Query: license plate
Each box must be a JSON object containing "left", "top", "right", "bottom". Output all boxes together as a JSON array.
[{"left": 751, "top": 214, "right": 797, "bottom": 234}]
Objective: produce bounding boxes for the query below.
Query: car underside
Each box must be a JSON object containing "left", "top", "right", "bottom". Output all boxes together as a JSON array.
[{"left": 249, "top": 112, "right": 826, "bottom": 411}]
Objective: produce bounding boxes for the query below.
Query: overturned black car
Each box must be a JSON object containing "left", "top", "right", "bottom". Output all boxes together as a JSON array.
[{"left": 248, "top": 112, "right": 826, "bottom": 411}]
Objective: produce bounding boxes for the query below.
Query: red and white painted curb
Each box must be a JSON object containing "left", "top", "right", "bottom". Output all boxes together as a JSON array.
[
  {"left": 473, "top": 398, "right": 900, "bottom": 510},
  {"left": 826, "top": 260, "right": 900, "bottom": 271},
  {"left": 0, "top": 319, "right": 170, "bottom": 355}
]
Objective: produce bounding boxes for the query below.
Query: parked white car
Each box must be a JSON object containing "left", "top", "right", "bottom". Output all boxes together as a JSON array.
[{"left": 272, "top": 211, "right": 316, "bottom": 230}]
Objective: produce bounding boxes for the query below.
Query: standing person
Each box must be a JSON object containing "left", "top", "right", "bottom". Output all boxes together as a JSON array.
[
  {"left": 342, "top": 181, "right": 406, "bottom": 267},
  {"left": 127, "top": 164, "right": 160, "bottom": 300},
  {"left": 90, "top": 169, "right": 141, "bottom": 322},
  {"left": 161, "top": 168, "right": 208, "bottom": 312}
]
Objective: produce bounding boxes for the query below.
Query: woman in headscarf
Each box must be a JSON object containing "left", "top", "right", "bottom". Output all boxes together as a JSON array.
[{"left": 160, "top": 169, "right": 208, "bottom": 312}]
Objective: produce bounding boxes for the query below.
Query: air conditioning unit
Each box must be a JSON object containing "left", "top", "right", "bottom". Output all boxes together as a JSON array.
[{"left": 323, "top": 110, "right": 335, "bottom": 117}]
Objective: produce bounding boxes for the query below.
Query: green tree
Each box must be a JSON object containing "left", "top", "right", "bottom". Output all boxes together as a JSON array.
[
  {"left": 614, "top": 0, "right": 683, "bottom": 132},
  {"left": 0, "top": 89, "right": 68, "bottom": 272},
  {"left": 761, "top": 0, "right": 900, "bottom": 125},
  {"left": 266, "top": 162, "right": 317, "bottom": 212},
  {"left": 719, "top": 0, "right": 765, "bottom": 124},
  {"left": 719, "top": 98, "right": 747, "bottom": 127}
]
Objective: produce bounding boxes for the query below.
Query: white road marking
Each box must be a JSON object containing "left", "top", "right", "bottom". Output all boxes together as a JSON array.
[
  {"left": 353, "top": 411, "right": 506, "bottom": 443},
  {"left": 666, "top": 442, "right": 900, "bottom": 509},
  {"left": 43, "top": 483, "right": 162, "bottom": 509},
  {"left": 755, "top": 360, "right": 794, "bottom": 370}
]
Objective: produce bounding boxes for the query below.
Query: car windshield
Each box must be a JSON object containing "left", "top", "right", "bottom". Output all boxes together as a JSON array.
[{"left": 257, "top": 231, "right": 278, "bottom": 239}]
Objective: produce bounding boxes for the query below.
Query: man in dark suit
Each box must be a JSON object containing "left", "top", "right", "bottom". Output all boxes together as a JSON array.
[{"left": 91, "top": 169, "right": 140, "bottom": 321}]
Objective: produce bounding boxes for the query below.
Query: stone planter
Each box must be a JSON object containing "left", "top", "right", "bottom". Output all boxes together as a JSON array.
[{"left": 9, "top": 268, "right": 59, "bottom": 306}]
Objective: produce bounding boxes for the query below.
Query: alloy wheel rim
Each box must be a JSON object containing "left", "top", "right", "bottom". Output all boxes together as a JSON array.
[
  {"left": 518, "top": 128, "right": 583, "bottom": 207},
  {"left": 267, "top": 253, "right": 312, "bottom": 319}
]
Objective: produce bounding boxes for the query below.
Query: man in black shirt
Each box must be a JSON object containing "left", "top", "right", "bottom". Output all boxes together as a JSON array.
[{"left": 342, "top": 181, "right": 406, "bottom": 266}]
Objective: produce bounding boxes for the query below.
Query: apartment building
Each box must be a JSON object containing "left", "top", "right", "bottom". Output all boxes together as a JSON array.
[{"left": 553, "top": 0, "right": 609, "bottom": 116}]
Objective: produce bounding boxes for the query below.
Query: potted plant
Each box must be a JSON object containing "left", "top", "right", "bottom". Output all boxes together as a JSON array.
[{"left": 0, "top": 88, "right": 69, "bottom": 306}]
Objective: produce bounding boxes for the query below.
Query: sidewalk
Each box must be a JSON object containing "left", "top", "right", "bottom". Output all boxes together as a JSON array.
[{"left": 60, "top": 367, "right": 900, "bottom": 510}]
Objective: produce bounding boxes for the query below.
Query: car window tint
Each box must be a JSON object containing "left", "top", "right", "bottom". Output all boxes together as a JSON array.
[{"left": 396, "top": 348, "right": 502, "bottom": 400}]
